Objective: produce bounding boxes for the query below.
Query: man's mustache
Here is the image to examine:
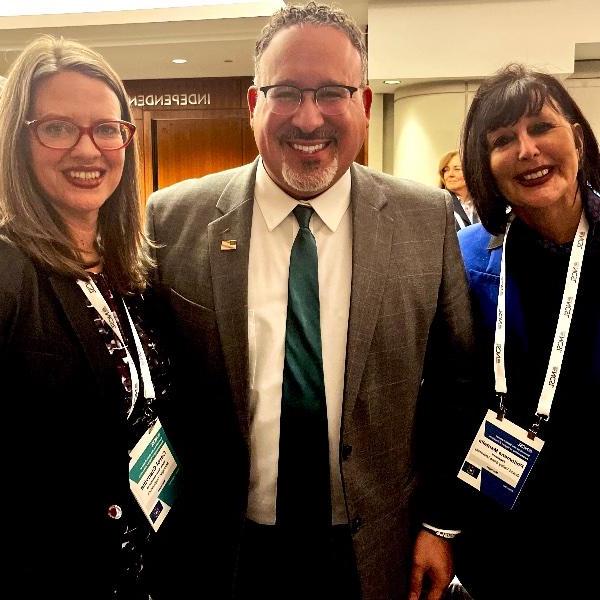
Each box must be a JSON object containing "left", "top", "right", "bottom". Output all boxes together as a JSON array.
[{"left": 281, "top": 128, "right": 338, "bottom": 141}]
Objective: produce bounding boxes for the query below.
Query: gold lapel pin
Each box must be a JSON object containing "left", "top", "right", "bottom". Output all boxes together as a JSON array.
[{"left": 220, "top": 239, "right": 237, "bottom": 251}]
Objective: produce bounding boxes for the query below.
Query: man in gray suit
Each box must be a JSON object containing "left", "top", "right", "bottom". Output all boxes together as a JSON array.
[{"left": 147, "top": 3, "right": 473, "bottom": 599}]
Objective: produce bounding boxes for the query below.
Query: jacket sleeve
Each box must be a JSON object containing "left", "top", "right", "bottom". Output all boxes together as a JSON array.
[
  {"left": 416, "top": 194, "right": 477, "bottom": 530},
  {"left": 0, "top": 245, "right": 25, "bottom": 355}
]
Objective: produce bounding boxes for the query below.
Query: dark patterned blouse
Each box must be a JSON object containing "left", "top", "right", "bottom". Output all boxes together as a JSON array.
[{"left": 88, "top": 273, "right": 171, "bottom": 600}]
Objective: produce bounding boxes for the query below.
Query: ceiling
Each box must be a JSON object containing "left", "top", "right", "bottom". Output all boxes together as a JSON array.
[
  {"left": 1, "top": 1, "right": 598, "bottom": 89},
  {"left": 0, "top": 1, "right": 366, "bottom": 81}
]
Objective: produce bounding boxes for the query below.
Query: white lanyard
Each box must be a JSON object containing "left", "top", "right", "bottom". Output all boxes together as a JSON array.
[
  {"left": 77, "top": 278, "right": 156, "bottom": 418},
  {"left": 494, "top": 210, "right": 589, "bottom": 427}
]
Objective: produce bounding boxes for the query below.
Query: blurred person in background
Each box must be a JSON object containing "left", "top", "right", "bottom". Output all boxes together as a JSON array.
[
  {"left": 0, "top": 36, "right": 180, "bottom": 599},
  {"left": 455, "top": 63, "right": 600, "bottom": 600},
  {"left": 439, "top": 150, "right": 478, "bottom": 230}
]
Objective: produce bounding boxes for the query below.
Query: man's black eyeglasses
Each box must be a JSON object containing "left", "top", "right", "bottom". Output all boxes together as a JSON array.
[{"left": 259, "top": 85, "right": 359, "bottom": 116}]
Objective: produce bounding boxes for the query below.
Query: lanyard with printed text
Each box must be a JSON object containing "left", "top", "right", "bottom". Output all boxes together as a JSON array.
[
  {"left": 77, "top": 278, "right": 156, "bottom": 417},
  {"left": 494, "top": 210, "right": 589, "bottom": 433}
]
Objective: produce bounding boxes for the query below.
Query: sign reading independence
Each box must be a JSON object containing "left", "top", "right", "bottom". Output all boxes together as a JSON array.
[{"left": 130, "top": 93, "right": 211, "bottom": 107}]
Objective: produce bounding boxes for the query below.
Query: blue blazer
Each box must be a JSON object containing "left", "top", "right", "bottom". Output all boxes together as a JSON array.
[{"left": 458, "top": 224, "right": 526, "bottom": 354}]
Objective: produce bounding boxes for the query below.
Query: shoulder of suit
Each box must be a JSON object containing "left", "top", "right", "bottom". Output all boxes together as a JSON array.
[
  {"left": 0, "top": 235, "right": 36, "bottom": 304},
  {"left": 147, "top": 163, "right": 251, "bottom": 212},
  {"left": 352, "top": 163, "right": 448, "bottom": 207}
]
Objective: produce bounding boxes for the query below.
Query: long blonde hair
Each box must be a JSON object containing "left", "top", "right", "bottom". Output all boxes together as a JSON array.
[{"left": 0, "top": 35, "right": 152, "bottom": 293}]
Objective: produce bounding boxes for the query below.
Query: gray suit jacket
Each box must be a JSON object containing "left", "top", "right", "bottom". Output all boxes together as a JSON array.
[{"left": 146, "top": 159, "right": 474, "bottom": 599}]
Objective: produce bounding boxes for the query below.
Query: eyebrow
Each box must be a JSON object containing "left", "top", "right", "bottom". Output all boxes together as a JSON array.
[{"left": 32, "top": 114, "right": 121, "bottom": 123}]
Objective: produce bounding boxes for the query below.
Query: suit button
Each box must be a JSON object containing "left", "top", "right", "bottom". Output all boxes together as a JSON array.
[
  {"left": 341, "top": 444, "right": 353, "bottom": 460},
  {"left": 107, "top": 504, "right": 123, "bottom": 520},
  {"left": 351, "top": 516, "right": 363, "bottom": 534}
]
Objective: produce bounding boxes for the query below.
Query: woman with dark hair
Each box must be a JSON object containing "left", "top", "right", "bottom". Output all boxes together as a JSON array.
[
  {"left": 454, "top": 63, "right": 600, "bottom": 599},
  {"left": 438, "top": 150, "right": 478, "bottom": 230},
  {"left": 0, "top": 36, "right": 179, "bottom": 598}
]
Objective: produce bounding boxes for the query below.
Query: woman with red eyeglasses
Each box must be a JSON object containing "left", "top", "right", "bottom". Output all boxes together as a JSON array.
[{"left": 0, "top": 36, "right": 181, "bottom": 599}]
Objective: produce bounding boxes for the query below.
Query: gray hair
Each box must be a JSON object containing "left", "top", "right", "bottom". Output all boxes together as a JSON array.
[{"left": 254, "top": 2, "right": 368, "bottom": 86}]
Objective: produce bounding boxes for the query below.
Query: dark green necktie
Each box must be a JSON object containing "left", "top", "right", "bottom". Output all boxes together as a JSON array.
[{"left": 276, "top": 205, "right": 331, "bottom": 529}]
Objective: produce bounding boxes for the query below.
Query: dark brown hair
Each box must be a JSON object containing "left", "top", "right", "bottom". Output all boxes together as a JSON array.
[{"left": 462, "top": 63, "right": 600, "bottom": 234}]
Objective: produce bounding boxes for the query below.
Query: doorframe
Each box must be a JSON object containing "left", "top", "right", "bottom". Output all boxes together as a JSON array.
[{"left": 142, "top": 107, "right": 250, "bottom": 197}]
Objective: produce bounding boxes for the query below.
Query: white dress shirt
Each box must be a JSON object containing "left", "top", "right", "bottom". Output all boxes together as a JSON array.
[
  {"left": 461, "top": 197, "right": 478, "bottom": 224},
  {"left": 246, "top": 160, "right": 352, "bottom": 525}
]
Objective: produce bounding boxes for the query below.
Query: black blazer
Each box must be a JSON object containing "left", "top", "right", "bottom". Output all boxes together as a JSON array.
[{"left": 0, "top": 238, "right": 173, "bottom": 599}]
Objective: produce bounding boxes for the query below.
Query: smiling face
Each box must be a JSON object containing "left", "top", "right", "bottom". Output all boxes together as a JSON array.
[
  {"left": 487, "top": 102, "right": 582, "bottom": 218},
  {"left": 248, "top": 24, "right": 371, "bottom": 199},
  {"left": 29, "top": 70, "right": 125, "bottom": 228},
  {"left": 442, "top": 154, "right": 468, "bottom": 197}
]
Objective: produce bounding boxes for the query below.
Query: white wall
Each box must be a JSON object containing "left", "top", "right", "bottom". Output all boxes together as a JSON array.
[
  {"left": 367, "top": 93, "right": 384, "bottom": 171},
  {"left": 393, "top": 82, "right": 468, "bottom": 186},
  {"left": 389, "top": 76, "right": 600, "bottom": 186},
  {"left": 566, "top": 78, "right": 600, "bottom": 138},
  {"left": 369, "top": 0, "right": 600, "bottom": 84}
]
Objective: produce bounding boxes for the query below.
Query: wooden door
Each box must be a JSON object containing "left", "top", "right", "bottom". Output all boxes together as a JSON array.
[{"left": 143, "top": 108, "right": 258, "bottom": 195}]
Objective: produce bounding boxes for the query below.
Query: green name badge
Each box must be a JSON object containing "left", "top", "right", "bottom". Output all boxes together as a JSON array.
[{"left": 129, "top": 419, "right": 180, "bottom": 531}]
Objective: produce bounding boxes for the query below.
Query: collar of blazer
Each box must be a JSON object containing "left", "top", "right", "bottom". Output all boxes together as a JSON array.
[
  {"left": 213, "top": 157, "right": 390, "bottom": 217},
  {"left": 215, "top": 157, "right": 259, "bottom": 217}
]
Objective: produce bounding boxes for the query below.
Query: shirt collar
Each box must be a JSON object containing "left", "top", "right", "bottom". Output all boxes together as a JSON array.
[{"left": 254, "top": 158, "right": 351, "bottom": 232}]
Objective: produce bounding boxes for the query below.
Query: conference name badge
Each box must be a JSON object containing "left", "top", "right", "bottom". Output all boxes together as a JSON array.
[
  {"left": 129, "top": 418, "right": 180, "bottom": 531},
  {"left": 458, "top": 409, "right": 544, "bottom": 510}
]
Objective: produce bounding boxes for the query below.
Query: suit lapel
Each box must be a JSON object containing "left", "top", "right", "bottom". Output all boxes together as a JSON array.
[
  {"left": 344, "top": 165, "right": 394, "bottom": 419},
  {"left": 48, "top": 274, "right": 116, "bottom": 391},
  {"left": 208, "top": 160, "right": 257, "bottom": 440}
]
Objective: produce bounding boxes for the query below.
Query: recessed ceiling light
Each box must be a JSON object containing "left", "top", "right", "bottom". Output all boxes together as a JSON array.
[
  {"left": 172, "top": 58, "right": 187, "bottom": 64},
  {"left": 384, "top": 80, "right": 401, "bottom": 85}
]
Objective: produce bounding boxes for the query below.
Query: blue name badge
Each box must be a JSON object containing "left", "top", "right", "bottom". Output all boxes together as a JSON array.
[{"left": 458, "top": 409, "right": 544, "bottom": 510}]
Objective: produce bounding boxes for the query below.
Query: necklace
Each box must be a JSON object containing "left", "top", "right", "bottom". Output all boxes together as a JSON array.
[{"left": 82, "top": 257, "right": 103, "bottom": 270}]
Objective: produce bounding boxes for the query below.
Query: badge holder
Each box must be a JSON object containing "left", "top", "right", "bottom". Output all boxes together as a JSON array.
[
  {"left": 129, "top": 419, "right": 180, "bottom": 532},
  {"left": 458, "top": 402, "right": 544, "bottom": 510}
]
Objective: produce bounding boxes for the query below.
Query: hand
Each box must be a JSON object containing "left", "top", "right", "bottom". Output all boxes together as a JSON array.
[{"left": 408, "top": 529, "right": 454, "bottom": 600}]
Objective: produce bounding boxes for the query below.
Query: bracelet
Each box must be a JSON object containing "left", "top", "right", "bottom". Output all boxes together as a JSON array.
[{"left": 422, "top": 525, "right": 460, "bottom": 540}]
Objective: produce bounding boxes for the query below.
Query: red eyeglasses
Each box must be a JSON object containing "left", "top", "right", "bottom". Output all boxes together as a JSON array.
[{"left": 25, "top": 118, "right": 136, "bottom": 151}]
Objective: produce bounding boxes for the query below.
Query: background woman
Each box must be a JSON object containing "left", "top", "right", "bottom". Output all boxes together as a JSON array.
[
  {"left": 0, "top": 36, "right": 178, "bottom": 598},
  {"left": 455, "top": 64, "right": 600, "bottom": 599},
  {"left": 439, "top": 149, "right": 478, "bottom": 230}
]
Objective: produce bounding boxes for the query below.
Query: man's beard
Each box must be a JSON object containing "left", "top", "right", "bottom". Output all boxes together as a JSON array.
[
  {"left": 281, "top": 153, "right": 339, "bottom": 195},
  {"left": 279, "top": 127, "right": 339, "bottom": 195}
]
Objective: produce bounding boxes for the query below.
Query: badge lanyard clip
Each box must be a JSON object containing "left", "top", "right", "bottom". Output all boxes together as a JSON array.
[
  {"left": 528, "top": 413, "right": 547, "bottom": 441},
  {"left": 496, "top": 392, "right": 507, "bottom": 421}
]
